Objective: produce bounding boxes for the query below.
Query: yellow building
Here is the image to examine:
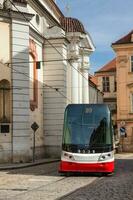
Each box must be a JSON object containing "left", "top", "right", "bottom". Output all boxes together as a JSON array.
[
  {"left": 94, "top": 59, "right": 117, "bottom": 125},
  {"left": 112, "top": 30, "right": 133, "bottom": 152}
]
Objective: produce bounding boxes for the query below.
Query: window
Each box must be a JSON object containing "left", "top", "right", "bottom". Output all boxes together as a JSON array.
[
  {"left": 1, "top": 125, "right": 10, "bottom": 133},
  {"left": 102, "top": 77, "right": 110, "bottom": 92},
  {"left": 131, "top": 93, "right": 133, "bottom": 112},
  {"left": 131, "top": 128, "right": 133, "bottom": 141},
  {"left": 114, "top": 80, "right": 117, "bottom": 92},
  {"left": 0, "top": 79, "right": 10, "bottom": 123},
  {"left": 131, "top": 56, "right": 133, "bottom": 72}
]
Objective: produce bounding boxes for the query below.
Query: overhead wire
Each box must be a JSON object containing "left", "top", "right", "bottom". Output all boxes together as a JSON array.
[
  {"left": 2, "top": 61, "right": 90, "bottom": 91},
  {"left": 1, "top": 0, "right": 97, "bottom": 103},
  {"left": 1, "top": 1, "right": 74, "bottom": 103},
  {"left": 8, "top": 0, "right": 90, "bottom": 83},
  {"left": 4, "top": 62, "right": 72, "bottom": 103},
  {"left": 5, "top": 58, "right": 77, "bottom": 65}
]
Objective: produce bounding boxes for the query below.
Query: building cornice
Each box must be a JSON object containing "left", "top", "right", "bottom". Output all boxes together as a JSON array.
[
  {"left": 95, "top": 70, "right": 116, "bottom": 74},
  {"left": 29, "top": 27, "right": 44, "bottom": 43},
  {"left": 13, "top": 0, "right": 27, "bottom": 5},
  {"left": 104, "top": 97, "right": 117, "bottom": 101},
  {"left": 30, "top": 26, "right": 70, "bottom": 45},
  {"left": 45, "top": 36, "right": 69, "bottom": 43},
  {"left": 79, "top": 47, "right": 94, "bottom": 55},
  {"left": 0, "top": 8, "right": 34, "bottom": 21},
  {"left": 47, "top": 0, "right": 64, "bottom": 18},
  {"left": 30, "top": 0, "right": 62, "bottom": 27},
  {"left": 112, "top": 43, "right": 133, "bottom": 50},
  {"left": 117, "top": 118, "right": 133, "bottom": 122},
  {"left": 127, "top": 83, "right": 133, "bottom": 88}
]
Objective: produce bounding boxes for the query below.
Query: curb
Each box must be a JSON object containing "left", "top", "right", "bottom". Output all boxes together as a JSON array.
[{"left": 0, "top": 159, "right": 60, "bottom": 170}]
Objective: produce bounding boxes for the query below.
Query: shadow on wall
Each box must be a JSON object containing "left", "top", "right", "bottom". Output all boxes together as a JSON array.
[{"left": 0, "top": 47, "right": 65, "bottom": 163}]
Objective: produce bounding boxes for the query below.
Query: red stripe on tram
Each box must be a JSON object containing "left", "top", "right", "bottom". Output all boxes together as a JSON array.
[{"left": 59, "top": 160, "right": 114, "bottom": 173}]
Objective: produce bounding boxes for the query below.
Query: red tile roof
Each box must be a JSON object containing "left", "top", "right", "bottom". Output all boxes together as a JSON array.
[
  {"left": 89, "top": 76, "right": 98, "bottom": 85},
  {"left": 96, "top": 58, "right": 116, "bottom": 73},
  {"left": 112, "top": 30, "right": 133, "bottom": 45},
  {"left": 60, "top": 17, "right": 86, "bottom": 33}
]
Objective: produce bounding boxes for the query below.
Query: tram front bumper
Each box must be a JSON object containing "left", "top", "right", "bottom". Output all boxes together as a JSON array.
[{"left": 59, "top": 160, "right": 114, "bottom": 173}]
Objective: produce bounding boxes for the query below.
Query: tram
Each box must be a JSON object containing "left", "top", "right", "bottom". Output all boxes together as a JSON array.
[{"left": 59, "top": 104, "right": 114, "bottom": 174}]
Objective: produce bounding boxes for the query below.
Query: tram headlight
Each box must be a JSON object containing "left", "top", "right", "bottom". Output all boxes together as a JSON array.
[
  {"left": 99, "top": 155, "right": 106, "bottom": 161},
  {"left": 63, "top": 152, "right": 74, "bottom": 160},
  {"left": 64, "top": 152, "right": 69, "bottom": 157},
  {"left": 99, "top": 152, "right": 113, "bottom": 161}
]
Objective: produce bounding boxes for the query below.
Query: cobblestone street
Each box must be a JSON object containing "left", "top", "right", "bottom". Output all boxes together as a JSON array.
[
  {"left": 0, "top": 161, "right": 97, "bottom": 200},
  {"left": 59, "top": 154, "right": 133, "bottom": 200},
  {"left": 0, "top": 154, "right": 132, "bottom": 200}
]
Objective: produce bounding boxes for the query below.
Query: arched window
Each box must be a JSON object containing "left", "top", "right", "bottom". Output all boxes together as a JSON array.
[
  {"left": 29, "top": 39, "right": 38, "bottom": 111},
  {"left": 0, "top": 79, "right": 10, "bottom": 123}
]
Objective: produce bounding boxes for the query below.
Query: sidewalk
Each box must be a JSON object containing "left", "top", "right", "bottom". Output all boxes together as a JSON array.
[
  {"left": 0, "top": 153, "right": 133, "bottom": 171},
  {"left": 0, "top": 158, "right": 60, "bottom": 170},
  {"left": 115, "top": 152, "right": 133, "bottom": 159}
]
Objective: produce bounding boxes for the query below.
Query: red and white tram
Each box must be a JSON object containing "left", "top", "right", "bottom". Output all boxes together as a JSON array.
[{"left": 59, "top": 104, "right": 114, "bottom": 174}]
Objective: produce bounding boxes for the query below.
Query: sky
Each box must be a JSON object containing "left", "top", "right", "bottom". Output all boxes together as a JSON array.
[{"left": 56, "top": 0, "right": 133, "bottom": 74}]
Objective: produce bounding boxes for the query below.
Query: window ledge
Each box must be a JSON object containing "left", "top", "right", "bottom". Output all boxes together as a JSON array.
[{"left": 129, "top": 112, "right": 133, "bottom": 115}]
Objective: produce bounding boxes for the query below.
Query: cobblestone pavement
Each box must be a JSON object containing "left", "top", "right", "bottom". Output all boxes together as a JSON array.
[
  {"left": 0, "top": 161, "right": 97, "bottom": 200},
  {"left": 0, "top": 154, "right": 133, "bottom": 200},
  {"left": 58, "top": 154, "right": 133, "bottom": 200}
]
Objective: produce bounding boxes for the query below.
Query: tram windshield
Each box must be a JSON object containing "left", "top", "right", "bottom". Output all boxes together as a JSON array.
[{"left": 62, "top": 104, "right": 113, "bottom": 153}]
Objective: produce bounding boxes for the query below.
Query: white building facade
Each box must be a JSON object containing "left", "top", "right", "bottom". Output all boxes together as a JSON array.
[{"left": 0, "top": 0, "right": 95, "bottom": 163}]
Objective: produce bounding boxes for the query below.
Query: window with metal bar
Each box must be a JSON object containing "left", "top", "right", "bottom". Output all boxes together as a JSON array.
[
  {"left": 102, "top": 77, "right": 110, "bottom": 92},
  {"left": 131, "top": 56, "right": 133, "bottom": 72}
]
